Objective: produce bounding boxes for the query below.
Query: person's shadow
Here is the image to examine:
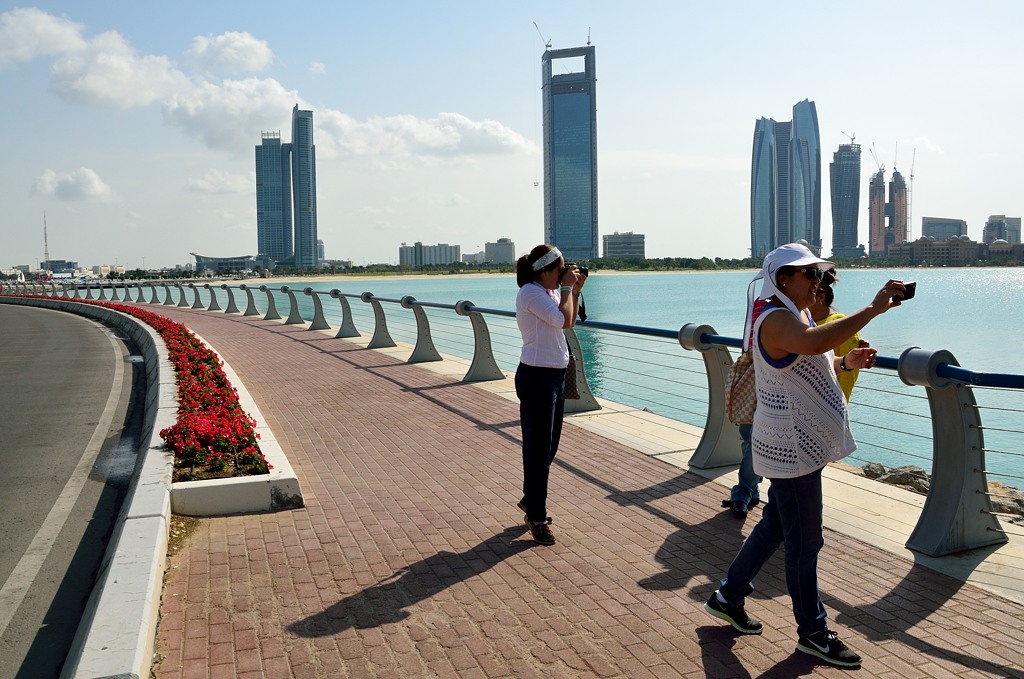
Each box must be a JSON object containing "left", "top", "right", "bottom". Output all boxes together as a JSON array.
[{"left": 287, "top": 525, "right": 530, "bottom": 638}]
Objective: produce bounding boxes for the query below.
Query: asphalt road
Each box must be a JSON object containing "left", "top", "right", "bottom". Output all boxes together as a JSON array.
[{"left": 0, "top": 304, "right": 143, "bottom": 678}]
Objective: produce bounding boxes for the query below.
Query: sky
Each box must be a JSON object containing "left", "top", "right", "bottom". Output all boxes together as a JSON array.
[{"left": 2, "top": 1, "right": 1023, "bottom": 270}]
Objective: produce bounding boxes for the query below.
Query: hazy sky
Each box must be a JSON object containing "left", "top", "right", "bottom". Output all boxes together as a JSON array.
[{"left": 2, "top": 2, "right": 1022, "bottom": 269}]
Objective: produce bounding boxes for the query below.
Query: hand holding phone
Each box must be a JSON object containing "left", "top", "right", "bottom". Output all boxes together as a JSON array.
[{"left": 896, "top": 281, "right": 917, "bottom": 301}]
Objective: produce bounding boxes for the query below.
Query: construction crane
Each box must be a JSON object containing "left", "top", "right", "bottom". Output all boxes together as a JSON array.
[
  {"left": 869, "top": 143, "right": 885, "bottom": 174},
  {"left": 533, "top": 22, "right": 551, "bottom": 50},
  {"left": 907, "top": 148, "right": 917, "bottom": 241},
  {"left": 841, "top": 131, "right": 856, "bottom": 145}
]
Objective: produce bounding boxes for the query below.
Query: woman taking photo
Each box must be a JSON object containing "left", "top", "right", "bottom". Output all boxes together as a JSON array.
[
  {"left": 514, "top": 244, "right": 585, "bottom": 545},
  {"left": 704, "top": 243, "right": 906, "bottom": 667}
]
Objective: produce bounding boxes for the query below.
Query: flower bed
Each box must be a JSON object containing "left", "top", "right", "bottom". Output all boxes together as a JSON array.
[{"left": 26, "top": 297, "right": 270, "bottom": 481}]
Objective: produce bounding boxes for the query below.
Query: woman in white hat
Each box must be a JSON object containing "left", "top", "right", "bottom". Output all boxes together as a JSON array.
[{"left": 704, "top": 243, "right": 907, "bottom": 668}]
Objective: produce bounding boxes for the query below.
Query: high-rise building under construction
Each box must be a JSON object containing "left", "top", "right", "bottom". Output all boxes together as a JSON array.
[
  {"left": 868, "top": 167, "right": 907, "bottom": 256},
  {"left": 829, "top": 143, "right": 863, "bottom": 258}
]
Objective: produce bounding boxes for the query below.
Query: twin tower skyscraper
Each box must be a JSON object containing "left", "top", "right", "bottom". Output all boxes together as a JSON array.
[{"left": 255, "top": 105, "right": 318, "bottom": 268}]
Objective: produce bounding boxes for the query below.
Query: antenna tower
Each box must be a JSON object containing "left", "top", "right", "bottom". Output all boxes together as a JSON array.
[{"left": 43, "top": 212, "right": 50, "bottom": 269}]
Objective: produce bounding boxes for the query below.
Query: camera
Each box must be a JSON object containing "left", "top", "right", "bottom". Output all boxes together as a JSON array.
[{"left": 565, "top": 264, "right": 589, "bottom": 277}]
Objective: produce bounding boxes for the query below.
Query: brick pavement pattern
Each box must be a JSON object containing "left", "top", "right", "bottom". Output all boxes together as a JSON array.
[{"left": 148, "top": 307, "right": 1024, "bottom": 678}]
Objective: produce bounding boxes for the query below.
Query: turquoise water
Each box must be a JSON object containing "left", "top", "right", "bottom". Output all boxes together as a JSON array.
[{"left": 229, "top": 269, "right": 1023, "bottom": 482}]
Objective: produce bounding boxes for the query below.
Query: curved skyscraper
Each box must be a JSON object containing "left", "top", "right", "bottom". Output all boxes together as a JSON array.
[
  {"left": 830, "top": 143, "right": 862, "bottom": 258},
  {"left": 749, "top": 100, "right": 821, "bottom": 257}
]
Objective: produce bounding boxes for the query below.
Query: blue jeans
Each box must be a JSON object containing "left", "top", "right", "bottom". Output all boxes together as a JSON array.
[
  {"left": 729, "top": 423, "right": 762, "bottom": 505},
  {"left": 719, "top": 467, "right": 828, "bottom": 637},
  {"left": 515, "top": 363, "right": 566, "bottom": 523}
]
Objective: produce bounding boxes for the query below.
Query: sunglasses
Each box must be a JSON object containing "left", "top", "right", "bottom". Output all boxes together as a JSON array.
[{"left": 794, "top": 267, "right": 827, "bottom": 282}]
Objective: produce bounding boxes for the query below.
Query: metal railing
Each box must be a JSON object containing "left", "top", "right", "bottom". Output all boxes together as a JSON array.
[{"left": 6, "top": 278, "right": 1023, "bottom": 558}]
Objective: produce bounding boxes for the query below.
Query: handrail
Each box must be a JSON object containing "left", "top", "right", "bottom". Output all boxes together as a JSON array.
[{"left": 9, "top": 280, "right": 1020, "bottom": 557}]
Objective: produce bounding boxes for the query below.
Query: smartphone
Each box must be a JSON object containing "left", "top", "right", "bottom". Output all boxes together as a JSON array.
[{"left": 897, "top": 281, "right": 917, "bottom": 301}]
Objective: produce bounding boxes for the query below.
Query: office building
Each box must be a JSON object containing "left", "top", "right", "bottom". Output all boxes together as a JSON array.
[
  {"left": 255, "top": 105, "right": 319, "bottom": 267},
  {"left": 398, "top": 242, "right": 461, "bottom": 267},
  {"left": 484, "top": 238, "right": 516, "bottom": 264},
  {"left": 829, "top": 143, "right": 863, "bottom": 258},
  {"left": 316, "top": 239, "right": 325, "bottom": 262},
  {"left": 255, "top": 132, "right": 292, "bottom": 261},
  {"left": 922, "top": 217, "right": 967, "bottom": 241},
  {"left": 750, "top": 99, "right": 821, "bottom": 258},
  {"left": 542, "top": 45, "right": 598, "bottom": 261},
  {"left": 602, "top": 231, "right": 646, "bottom": 258},
  {"left": 888, "top": 235, "right": 979, "bottom": 266},
  {"left": 983, "top": 215, "right": 1021, "bottom": 244}
]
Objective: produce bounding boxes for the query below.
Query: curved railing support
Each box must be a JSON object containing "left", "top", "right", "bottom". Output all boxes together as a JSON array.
[
  {"left": 455, "top": 300, "right": 504, "bottom": 382},
  {"left": 401, "top": 296, "right": 442, "bottom": 363},
  {"left": 173, "top": 283, "right": 188, "bottom": 307},
  {"left": 305, "top": 289, "right": 331, "bottom": 330},
  {"left": 159, "top": 283, "right": 173, "bottom": 305},
  {"left": 96, "top": 284, "right": 107, "bottom": 300},
  {"left": 678, "top": 323, "right": 742, "bottom": 469},
  {"left": 563, "top": 328, "right": 601, "bottom": 413},
  {"left": 259, "top": 285, "right": 282, "bottom": 320},
  {"left": 203, "top": 283, "right": 222, "bottom": 311},
  {"left": 899, "top": 347, "right": 1007, "bottom": 556},
  {"left": 147, "top": 282, "right": 160, "bottom": 304},
  {"left": 187, "top": 284, "right": 204, "bottom": 309},
  {"left": 280, "top": 286, "right": 305, "bottom": 325},
  {"left": 361, "top": 292, "right": 396, "bottom": 348},
  {"left": 221, "top": 284, "right": 240, "bottom": 314},
  {"left": 109, "top": 284, "right": 121, "bottom": 301},
  {"left": 84, "top": 284, "right": 94, "bottom": 300},
  {"left": 238, "top": 284, "right": 260, "bottom": 316},
  {"left": 329, "top": 289, "right": 360, "bottom": 338}
]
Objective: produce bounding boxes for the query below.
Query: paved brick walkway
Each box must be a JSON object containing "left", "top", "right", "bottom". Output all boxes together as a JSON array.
[{"left": 148, "top": 306, "right": 1024, "bottom": 678}]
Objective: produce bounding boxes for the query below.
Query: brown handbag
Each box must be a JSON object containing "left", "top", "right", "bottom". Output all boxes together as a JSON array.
[
  {"left": 565, "top": 352, "right": 580, "bottom": 399},
  {"left": 726, "top": 351, "right": 756, "bottom": 424}
]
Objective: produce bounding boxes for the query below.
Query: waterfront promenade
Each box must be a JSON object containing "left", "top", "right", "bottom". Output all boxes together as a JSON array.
[{"left": 133, "top": 304, "right": 1024, "bottom": 678}]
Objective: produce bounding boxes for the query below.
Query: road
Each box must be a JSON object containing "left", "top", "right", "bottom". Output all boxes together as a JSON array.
[{"left": 0, "top": 304, "right": 143, "bottom": 678}]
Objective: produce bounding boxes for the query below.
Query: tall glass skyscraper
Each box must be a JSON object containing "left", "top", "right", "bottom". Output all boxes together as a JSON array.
[
  {"left": 749, "top": 100, "right": 821, "bottom": 257},
  {"left": 542, "top": 46, "right": 598, "bottom": 261},
  {"left": 255, "top": 105, "right": 318, "bottom": 267},
  {"left": 255, "top": 132, "right": 292, "bottom": 261},
  {"left": 829, "top": 143, "right": 862, "bottom": 257}
]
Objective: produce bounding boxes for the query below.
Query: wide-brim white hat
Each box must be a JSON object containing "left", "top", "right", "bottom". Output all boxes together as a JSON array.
[{"left": 742, "top": 243, "right": 836, "bottom": 350}]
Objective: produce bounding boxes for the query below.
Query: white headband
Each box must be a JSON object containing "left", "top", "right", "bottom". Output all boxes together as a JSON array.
[{"left": 532, "top": 247, "right": 562, "bottom": 272}]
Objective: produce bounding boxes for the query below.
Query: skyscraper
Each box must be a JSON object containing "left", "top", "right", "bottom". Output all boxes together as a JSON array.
[
  {"left": 254, "top": 105, "right": 319, "bottom": 267},
  {"left": 829, "top": 143, "right": 862, "bottom": 257},
  {"left": 291, "top": 105, "right": 318, "bottom": 268},
  {"left": 542, "top": 46, "right": 598, "bottom": 261},
  {"left": 749, "top": 100, "right": 821, "bottom": 257},
  {"left": 866, "top": 167, "right": 907, "bottom": 256},
  {"left": 255, "top": 132, "right": 292, "bottom": 261}
]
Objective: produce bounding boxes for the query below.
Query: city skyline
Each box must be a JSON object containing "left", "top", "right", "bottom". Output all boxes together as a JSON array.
[{"left": 3, "top": 3, "right": 1023, "bottom": 269}]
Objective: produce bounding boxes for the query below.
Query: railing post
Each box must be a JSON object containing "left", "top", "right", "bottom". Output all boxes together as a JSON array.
[
  {"left": 280, "top": 286, "right": 305, "bottom": 325},
  {"left": 305, "top": 289, "right": 331, "bottom": 330},
  {"left": 361, "top": 292, "right": 396, "bottom": 348},
  {"left": 401, "top": 296, "right": 442, "bottom": 363},
  {"left": 455, "top": 300, "right": 504, "bottom": 382},
  {"left": 173, "top": 283, "right": 188, "bottom": 307},
  {"left": 563, "top": 328, "right": 601, "bottom": 413},
  {"left": 329, "top": 289, "right": 360, "bottom": 338},
  {"left": 221, "top": 284, "right": 240, "bottom": 314},
  {"left": 259, "top": 285, "right": 282, "bottom": 320},
  {"left": 84, "top": 284, "right": 94, "bottom": 300},
  {"left": 159, "top": 283, "right": 173, "bottom": 305},
  {"left": 187, "top": 283, "right": 204, "bottom": 309},
  {"left": 148, "top": 282, "right": 161, "bottom": 304},
  {"left": 109, "top": 283, "right": 120, "bottom": 301},
  {"left": 678, "top": 323, "right": 742, "bottom": 469},
  {"left": 239, "top": 284, "right": 260, "bottom": 316},
  {"left": 203, "top": 283, "right": 222, "bottom": 311},
  {"left": 97, "top": 283, "right": 107, "bottom": 300},
  {"left": 898, "top": 347, "right": 1007, "bottom": 556}
]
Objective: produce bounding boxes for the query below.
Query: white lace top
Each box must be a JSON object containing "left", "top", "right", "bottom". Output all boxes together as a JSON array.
[{"left": 751, "top": 306, "right": 856, "bottom": 479}]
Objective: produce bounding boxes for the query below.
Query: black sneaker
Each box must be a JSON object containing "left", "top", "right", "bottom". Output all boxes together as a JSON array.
[
  {"left": 526, "top": 519, "right": 556, "bottom": 545},
  {"left": 797, "top": 628, "right": 862, "bottom": 667},
  {"left": 703, "top": 591, "right": 763, "bottom": 635}
]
